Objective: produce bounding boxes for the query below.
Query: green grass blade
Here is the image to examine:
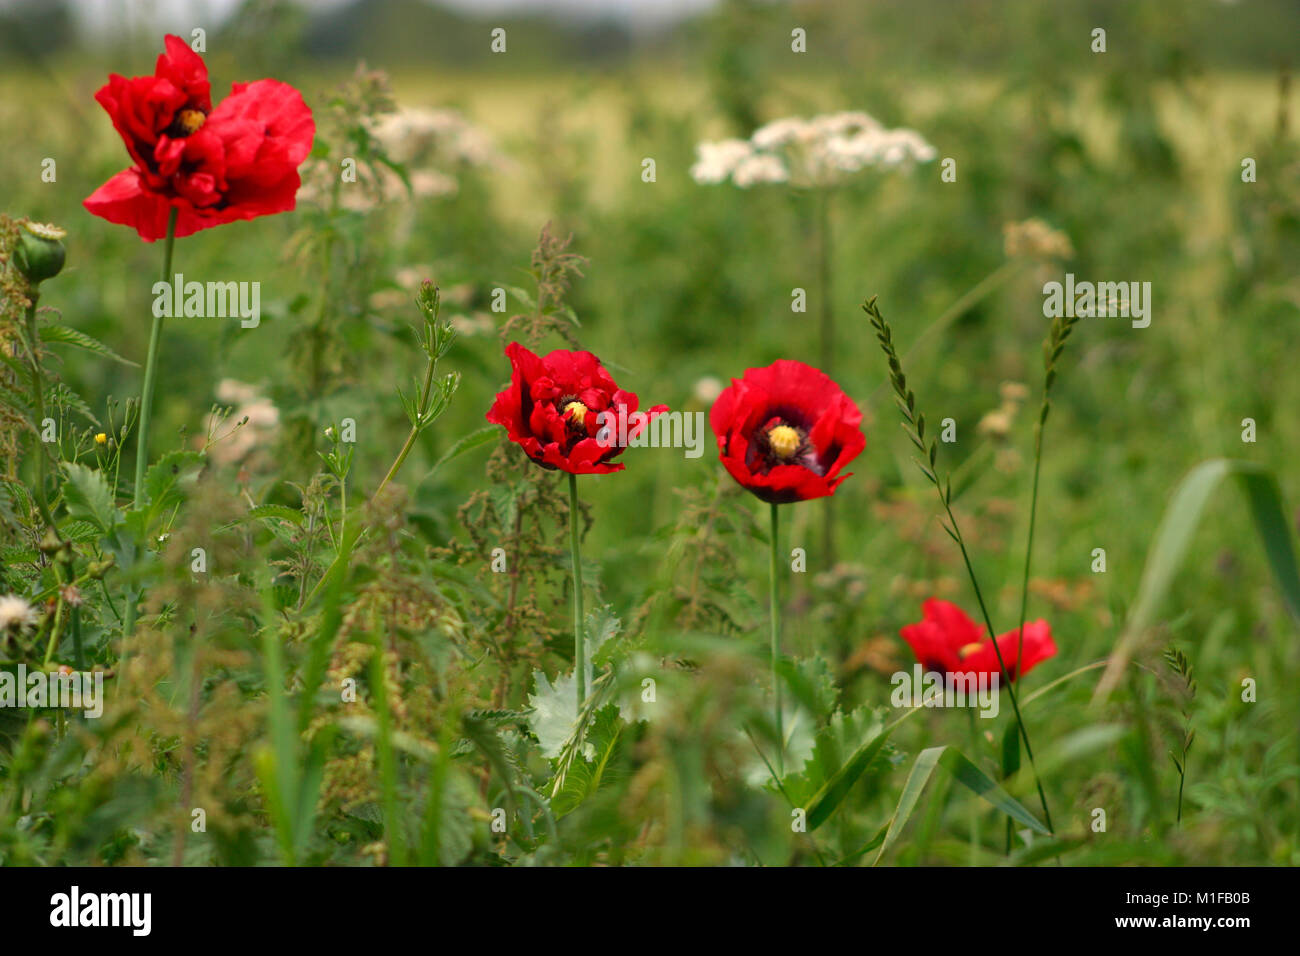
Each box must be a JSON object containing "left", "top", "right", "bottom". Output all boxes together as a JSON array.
[
  {"left": 1096, "top": 458, "right": 1300, "bottom": 700},
  {"left": 938, "top": 747, "right": 1050, "bottom": 836},
  {"left": 874, "top": 746, "right": 1049, "bottom": 864},
  {"left": 873, "top": 746, "right": 945, "bottom": 865}
]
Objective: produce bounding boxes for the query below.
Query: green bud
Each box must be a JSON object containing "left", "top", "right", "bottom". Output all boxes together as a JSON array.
[
  {"left": 14, "top": 221, "right": 67, "bottom": 285},
  {"left": 416, "top": 280, "right": 440, "bottom": 319}
]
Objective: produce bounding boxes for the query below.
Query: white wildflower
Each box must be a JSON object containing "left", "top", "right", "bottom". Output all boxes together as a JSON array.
[
  {"left": 0, "top": 594, "right": 39, "bottom": 632},
  {"left": 751, "top": 117, "right": 815, "bottom": 149},
  {"left": 732, "top": 153, "right": 788, "bottom": 188},
  {"left": 693, "top": 109, "right": 935, "bottom": 189},
  {"left": 690, "top": 139, "right": 754, "bottom": 184}
]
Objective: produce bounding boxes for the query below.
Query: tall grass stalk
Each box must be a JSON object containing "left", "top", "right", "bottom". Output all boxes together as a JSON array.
[
  {"left": 1016, "top": 305, "right": 1080, "bottom": 686},
  {"left": 866, "top": 295, "right": 1054, "bottom": 835}
]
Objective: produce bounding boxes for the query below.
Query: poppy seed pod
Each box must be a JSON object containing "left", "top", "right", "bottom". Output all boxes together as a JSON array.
[{"left": 14, "top": 221, "right": 67, "bottom": 285}]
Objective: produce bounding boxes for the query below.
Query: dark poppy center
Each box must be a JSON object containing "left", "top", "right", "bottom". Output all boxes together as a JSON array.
[{"left": 559, "top": 397, "right": 590, "bottom": 443}]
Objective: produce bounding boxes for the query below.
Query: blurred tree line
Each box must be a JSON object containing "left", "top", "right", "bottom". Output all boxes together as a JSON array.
[{"left": 3, "top": 0, "right": 1297, "bottom": 74}]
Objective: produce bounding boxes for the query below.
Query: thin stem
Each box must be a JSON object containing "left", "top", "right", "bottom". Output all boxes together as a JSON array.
[
  {"left": 940, "top": 493, "right": 1054, "bottom": 835},
  {"left": 769, "top": 501, "right": 783, "bottom": 776},
  {"left": 568, "top": 472, "right": 585, "bottom": 719},
  {"left": 1015, "top": 422, "right": 1046, "bottom": 687},
  {"left": 133, "top": 206, "right": 179, "bottom": 509},
  {"left": 1176, "top": 767, "right": 1185, "bottom": 824},
  {"left": 20, "top": 297, "right": 58, "bottom": 531},
  {"left": 375, "top": 346, "right": 437, "bottom": 498},
  {"left": 302, "top": 309, "right": 448, "bottom": 611},
  {"left": 339, "top": 473, "right": 347, "bottom": 557}
]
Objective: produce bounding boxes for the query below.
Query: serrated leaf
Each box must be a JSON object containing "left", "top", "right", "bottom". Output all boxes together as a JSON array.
[
  {"left": 40, "top": 324, "right": 138, "bottom": 367},
  {"left": 61, "top": 462, "right": 119, "bottom": 533},
  {"left": 527, "top": 668, "right": 585, "bottom": 760},
  {"left": 586, "top": 604, "right": 622, "bottom": 664}
]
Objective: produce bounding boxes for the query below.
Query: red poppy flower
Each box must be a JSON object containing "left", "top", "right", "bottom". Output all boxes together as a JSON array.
[
  {"left": 84, "top": 35, "right": 314, "bottom": 241},
  {"left": 900, "top": 599, "right": 1056, "bottom": 680},
  {"left": 709, "top": 359, "right": 865, "bottom": 503},
  {"left": 486, "top": 342, "right": 668, "bottom": 475}
]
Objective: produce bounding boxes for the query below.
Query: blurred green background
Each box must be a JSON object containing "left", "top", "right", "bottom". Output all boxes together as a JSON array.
[{"left": 3, "top": 0, "right": 1299, "bottom": 862}]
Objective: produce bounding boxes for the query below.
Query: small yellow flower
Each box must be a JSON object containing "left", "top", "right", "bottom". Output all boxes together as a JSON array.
[{"left": 94, "top": 432, "right": 108, "bottom": 446}]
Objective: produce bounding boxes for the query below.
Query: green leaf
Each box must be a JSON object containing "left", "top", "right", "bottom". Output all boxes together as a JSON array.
[
  {"left": 783, "top": 704, "right": 883, "bottom": 806},
  {"left": 805, "top": 719, "right": 896, "bottom": 830},
  {"left": 527, "top": 668, "right": 584, "bottom": 760},
  {"left": 585, "top": 604, "right": 622, "bottom": 664},
  {"left": 501, "top": 284, "right": 536, "bottom": 311},
  {"left": 550, "top": 705, "right": 623, "bottom": 817},
  {"left": 1097, "top": 459, "right": 1300, "bottom": 700},
  {"left": 40, "top": 324, "right": 138, "bottom": 367},
  {"left": 61, "top": 462, "right": 119, "bottom": 533},
  {"left": 243, "top": 503, "right": 306, "bottom": 527},
  {"left": 424, "top": 425, "right": 499, "bottom": 481}
]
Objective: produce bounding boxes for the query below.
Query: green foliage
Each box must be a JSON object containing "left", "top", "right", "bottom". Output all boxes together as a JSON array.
[{"left": 2, "top": 1, "right": 1299, "bottom": 868}]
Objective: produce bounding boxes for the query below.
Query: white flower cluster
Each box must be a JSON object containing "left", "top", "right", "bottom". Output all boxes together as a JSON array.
[
  {"left": 303, "top": 107, "right": 507, "bottom": 211},
  {"left": 691, "top": 111, "right": 937, "bottom": 189}
]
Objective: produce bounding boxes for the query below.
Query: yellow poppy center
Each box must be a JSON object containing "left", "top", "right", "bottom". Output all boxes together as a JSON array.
[
  {"left": 563, "top": 401, "right": 588, "bottom": 427},
  {"left": 958, "top": 641, "right": 985, "bottom": 659},
  {"left": 175, "top": 109, "right": 206, "bottom": 135},
  {"left": 768, "top": 424, "right": 800, "bottom": 460}
]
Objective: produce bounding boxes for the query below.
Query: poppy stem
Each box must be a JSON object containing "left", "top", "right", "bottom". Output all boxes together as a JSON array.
[
  {"left": 134, "top": 206, "right": 178, "bottom": 511},
  {"left": 122, "top": 206, "right": 178, "bottom": 645},
  {"left": 770, "top": 501, "right": 783, "bottom": 776},
  {"left": 569, "top": 472, "right": 585, "bottom": 719}
]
